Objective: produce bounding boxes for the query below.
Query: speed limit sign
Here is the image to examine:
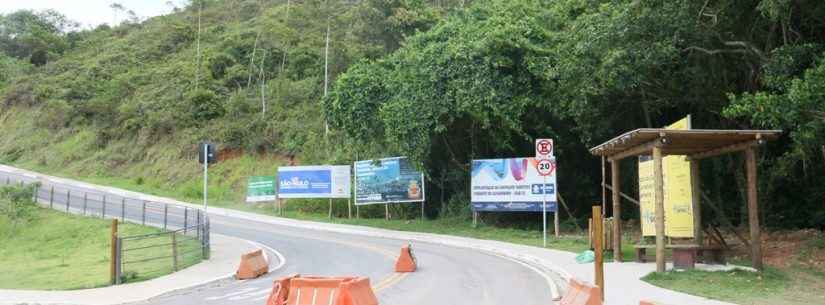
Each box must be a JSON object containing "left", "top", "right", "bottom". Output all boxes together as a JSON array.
[{"left": 537, "top": 159, "right": 555, "bottom": 176}]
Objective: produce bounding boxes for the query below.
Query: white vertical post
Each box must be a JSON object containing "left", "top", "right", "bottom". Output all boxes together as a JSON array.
[{"left": 543, "top": 174, "right": 547, "bottom": 247}]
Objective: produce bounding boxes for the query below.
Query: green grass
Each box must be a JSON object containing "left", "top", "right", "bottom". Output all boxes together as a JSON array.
[
  {"left": 642, "top": 267, "right": 825, "bottom": 305},
  {"left": 0, "top": 207, "right": 202, "bottom": 290}
]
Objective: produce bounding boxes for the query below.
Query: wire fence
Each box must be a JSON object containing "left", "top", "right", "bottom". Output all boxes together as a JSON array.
[{"left": 0, "top": 172, "right": 210, "bottom": 285}]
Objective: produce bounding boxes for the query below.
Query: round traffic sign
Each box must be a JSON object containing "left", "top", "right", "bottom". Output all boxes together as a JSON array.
[
  {"left": 536, "top": 139, "right": 554, "bottom": 158},
  {"left": 537, "top": 159, "right": 556, "bottom": 176}
]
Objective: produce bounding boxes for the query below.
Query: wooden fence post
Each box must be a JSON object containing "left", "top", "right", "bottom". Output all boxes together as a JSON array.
[
  {"left": 593, "top": 205, "right": 604, "bottom": 301},
  {"left": 110, "top": 219, "right": 119, "bottom": 285}
]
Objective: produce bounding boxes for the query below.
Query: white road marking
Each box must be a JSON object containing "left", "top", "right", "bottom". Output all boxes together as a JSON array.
[
  {"left": 204, "top": 287, "right": 257, "bottom": 301},
  {"left": 227, "top": 287, "right": 272, "bottom": 301}
]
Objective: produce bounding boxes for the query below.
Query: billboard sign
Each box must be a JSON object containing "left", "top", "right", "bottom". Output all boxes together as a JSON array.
[
  {"left": 471, "top": 157, "right": 557, "bottom": 212},
  {"left": 354, "top": 157, "right": 425, "bottom": 205},
  {"left": 277, "top": 165, "right": 351, "bottom": 199},
  {"left": 246, "top": 176, "right": 277, "bottom": 203},
  {"left": 638, "top": 115, "right": 695, "bottom": 237}
]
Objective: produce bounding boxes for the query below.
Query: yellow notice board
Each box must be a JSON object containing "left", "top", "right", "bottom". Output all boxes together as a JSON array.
[
  {"left": 663, "top": 116, "right": 695, "bottom": 237},
  {"left": 637, "top": 116, "right": 695, "bottom": 237},
  {"left": 638, "top": 157, "right": 656, "bottom": 236}
]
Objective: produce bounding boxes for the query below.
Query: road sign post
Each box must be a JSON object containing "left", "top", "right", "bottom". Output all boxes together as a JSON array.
[
  {"left": 536, "top": 139, "right": 555, "bottom": 248},
  {"left": 199, "top": 142, "right": 217, "bottom": 214}
]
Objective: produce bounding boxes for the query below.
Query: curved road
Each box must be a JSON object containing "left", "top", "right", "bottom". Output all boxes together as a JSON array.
[{"left": 0, "top": 168, "right": 557, "bottom": 305}]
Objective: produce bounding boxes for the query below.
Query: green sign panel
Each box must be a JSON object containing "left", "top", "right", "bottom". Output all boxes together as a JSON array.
[{"left": 246, "top": 176, "right": 277, "bottom": 203}]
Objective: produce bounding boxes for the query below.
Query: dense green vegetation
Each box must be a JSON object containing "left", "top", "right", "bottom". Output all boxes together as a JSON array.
[
  {"left": 1, "top": 0, "right": 824, "bottom": 230},
  {"left": 0, "top": 185, "right": 198, "bottom": 289}
]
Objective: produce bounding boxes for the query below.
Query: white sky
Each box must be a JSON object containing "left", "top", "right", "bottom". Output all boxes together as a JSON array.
[{"left": 0, "top": 1, "right": 189, "bottom": 29}]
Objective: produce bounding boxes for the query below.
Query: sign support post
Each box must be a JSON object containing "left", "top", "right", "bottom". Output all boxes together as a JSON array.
[
  {"left": 202, "top": 144, "right": 208, "bottom": 213},
  {"left": 543, "top": 174, "right": 547, "bottom": 247}
]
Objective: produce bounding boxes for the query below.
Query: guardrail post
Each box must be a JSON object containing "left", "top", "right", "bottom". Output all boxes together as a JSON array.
[
  {"left": 196, "top": 211, "right": 201, "bottom": 239},
  {"left": 204, "top": 217, "right": 211, "bottom": 260},
  {"left": 102, "top": 195, "right": 107, "bottom": 218},
  {"left": 66, "top": 190, "right": 71, "bottom": 213},
  {"left": 171, "top": 233, "right": 179, "bottom": 272},
  {"left": 49, "top": 186, "right": 54, "bottom": 208},
  {"left": 141, "top": 201, "right": 146, "bottom": 225},
  {"left": 163, "top": 205, "right": 168, "bottom": 230},
  {"left": 4, "top": 177, "right": 9, "bottom": 185},
  {"left": 183, "top": 208, "right": 188, "bottom": 234},
  {"left": 31, "top": 184, "right": 38, "bottom": 202},
  {"left": 121, "top": 198, "right": 126, "bottom": 221},
  {"left": 83, "top": 193, "right": 88, "bottom": 215},
  {"left": 115, "top": 237, "right": 122, "bottom": 285}
]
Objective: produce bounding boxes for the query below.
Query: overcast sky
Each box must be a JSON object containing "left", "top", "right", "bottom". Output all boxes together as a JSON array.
[{"left": 0, "top": 1, "right": 189, "bottom": 29}]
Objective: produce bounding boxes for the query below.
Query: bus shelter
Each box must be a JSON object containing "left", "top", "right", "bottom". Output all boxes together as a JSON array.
[{"left": 590, "top": 128, "right": 781, "bottom": 272}]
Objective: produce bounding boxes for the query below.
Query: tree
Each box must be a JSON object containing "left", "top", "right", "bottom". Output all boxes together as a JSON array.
[{"left": 0, "top": 9, "right": 78, "bottom": 65}]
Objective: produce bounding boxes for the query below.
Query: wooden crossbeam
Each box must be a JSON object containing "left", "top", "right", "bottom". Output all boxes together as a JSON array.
[
  {"left": 608, "top": 138, "right": 665, "bottom": 162},
  {"left": 688, "top": 137, "right": 763, "bottom": 160}
]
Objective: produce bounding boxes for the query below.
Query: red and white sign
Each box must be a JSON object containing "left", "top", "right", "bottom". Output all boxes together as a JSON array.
[
  {"left": 535, "top": 139, "right": 554, "bottom": 159},
  {"left": 537, "top": 159, "right": 556, "bottom": 176}
]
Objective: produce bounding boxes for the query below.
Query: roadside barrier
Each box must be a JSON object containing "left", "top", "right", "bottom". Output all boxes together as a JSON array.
[
  {"left": 266, "top": 275, "right": 379, "bottom": 305},
  {"left": 236, "top": 249, "right": 269, "bottom": 279},
  {"left": 559, "top": 278, "right": 602, "bottom": 305},
  {"left": 394, "top": 244, "right": 417, "bottom": 272}
]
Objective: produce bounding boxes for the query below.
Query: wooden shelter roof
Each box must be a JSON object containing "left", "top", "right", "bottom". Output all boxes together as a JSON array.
[{"left": 589, "top": 129, "right": 782, "bottom": 161}]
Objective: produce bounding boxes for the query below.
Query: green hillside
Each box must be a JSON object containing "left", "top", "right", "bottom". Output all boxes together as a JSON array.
[{"left": 1, "top": 0, "right": 824, "bottom": 229}]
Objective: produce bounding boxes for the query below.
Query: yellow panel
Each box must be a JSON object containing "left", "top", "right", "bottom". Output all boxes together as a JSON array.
[
  {"left": 638, "top": 158, "right": 656, "bottom": 236},
  {"left": 663, "top": 116, "right": 695, "bottom": 238}
]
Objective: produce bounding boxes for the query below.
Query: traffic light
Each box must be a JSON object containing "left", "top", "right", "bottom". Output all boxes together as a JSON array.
[{"left": 198, "top": 142, "right": 217, "bottom": 164}]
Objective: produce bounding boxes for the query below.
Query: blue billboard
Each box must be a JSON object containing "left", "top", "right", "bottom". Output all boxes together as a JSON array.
[
  {"left": 277, "top": 166, "right": 351, "bottom": 199},
  {"left": 470, "top": 157, "right": 557, "bottom": 212},
  {"left": 354, "top": 157, "right": 425, "bottom": 205}
]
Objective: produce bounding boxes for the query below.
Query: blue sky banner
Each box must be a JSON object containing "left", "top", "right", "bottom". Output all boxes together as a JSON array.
[
  {"left": 277, "top": 165, "right": 351, "bottom": 199},
  {"left": 471, "top": 157, "right": 557, "bottom": 212},
  {"left": 355, "top": 157, "right": 425, "bottom": 205}
]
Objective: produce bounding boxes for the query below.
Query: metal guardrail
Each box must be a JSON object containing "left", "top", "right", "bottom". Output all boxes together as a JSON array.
[{"left": 0, "top": 171, "right": 210, "bottom": 285}]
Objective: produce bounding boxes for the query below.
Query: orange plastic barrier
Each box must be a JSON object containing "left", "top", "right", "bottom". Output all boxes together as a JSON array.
[
  {"left": 236, "top": 249, "right": 269, "bottom": 280},
  {"left": 394, "top": 244, "right": 417, "bottom": 272},
  {"left": 559, "top": 278, "right": 602, "bottom": 305},
  {"left": 266, "top": 275, "right": 379, "bottom": 305}
]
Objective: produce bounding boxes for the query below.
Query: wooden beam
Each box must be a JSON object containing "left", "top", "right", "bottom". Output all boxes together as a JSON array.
[
  {"left": 653, "top": 145, "right": 666, "bottom": 273},
  {"left": 688, "top": 139, "right": 762, "bottom": 160},
  {"left": 601, "top": 183, "right": 640, "bottom": 206},
  {"left": 608, "top": 139, "right": 663, "bottom": 162},
  {"left": 611, "top": 160, "right": 622, "bottom": 262},
  {"left": 745, "top": 148, "right": 763, "bottom": 270}
]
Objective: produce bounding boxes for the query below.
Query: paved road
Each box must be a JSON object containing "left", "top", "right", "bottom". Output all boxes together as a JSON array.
[{"left": 0, "top": 169, "right": 557, "bottom": 305}]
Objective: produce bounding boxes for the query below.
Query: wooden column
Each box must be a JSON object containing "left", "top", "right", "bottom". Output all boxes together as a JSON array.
[
  {"left": 745, "top": 148, "right": 763, "bottom": 270},
  {"left": 690, "top": 159, "right": 703, "bottom": 246},
  {"left": 592, "top": 205, "right": 604, "bottom": 300},
  {"left": 653, "top": 146, "right": 666, "bottom": 273},
  {"left": 611, "top": 160, "right": 622, "bottom": 262}
]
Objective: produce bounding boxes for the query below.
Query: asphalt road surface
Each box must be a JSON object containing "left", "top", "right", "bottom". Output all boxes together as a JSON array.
[{"left": 0, "top": 168, "right": 558, "bottom": 305}]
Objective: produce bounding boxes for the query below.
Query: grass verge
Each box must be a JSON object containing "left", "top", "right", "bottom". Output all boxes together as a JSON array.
[{"left": 0, "top": 192, "right": 202, "bottom": 290}]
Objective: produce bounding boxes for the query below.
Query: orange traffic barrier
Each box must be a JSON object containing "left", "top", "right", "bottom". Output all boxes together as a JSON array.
[
  {"left": 394, "top": 244, "right": 417, "bottom": 272},
  {"left": 266, "top": 275, "right": 379, "bottom": 305},
  {"left": 559, "top": 278, "right": 602, "bottom": 305},
  {"left": 236, "top": 249, "right": 269, "bottom": 280}
]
